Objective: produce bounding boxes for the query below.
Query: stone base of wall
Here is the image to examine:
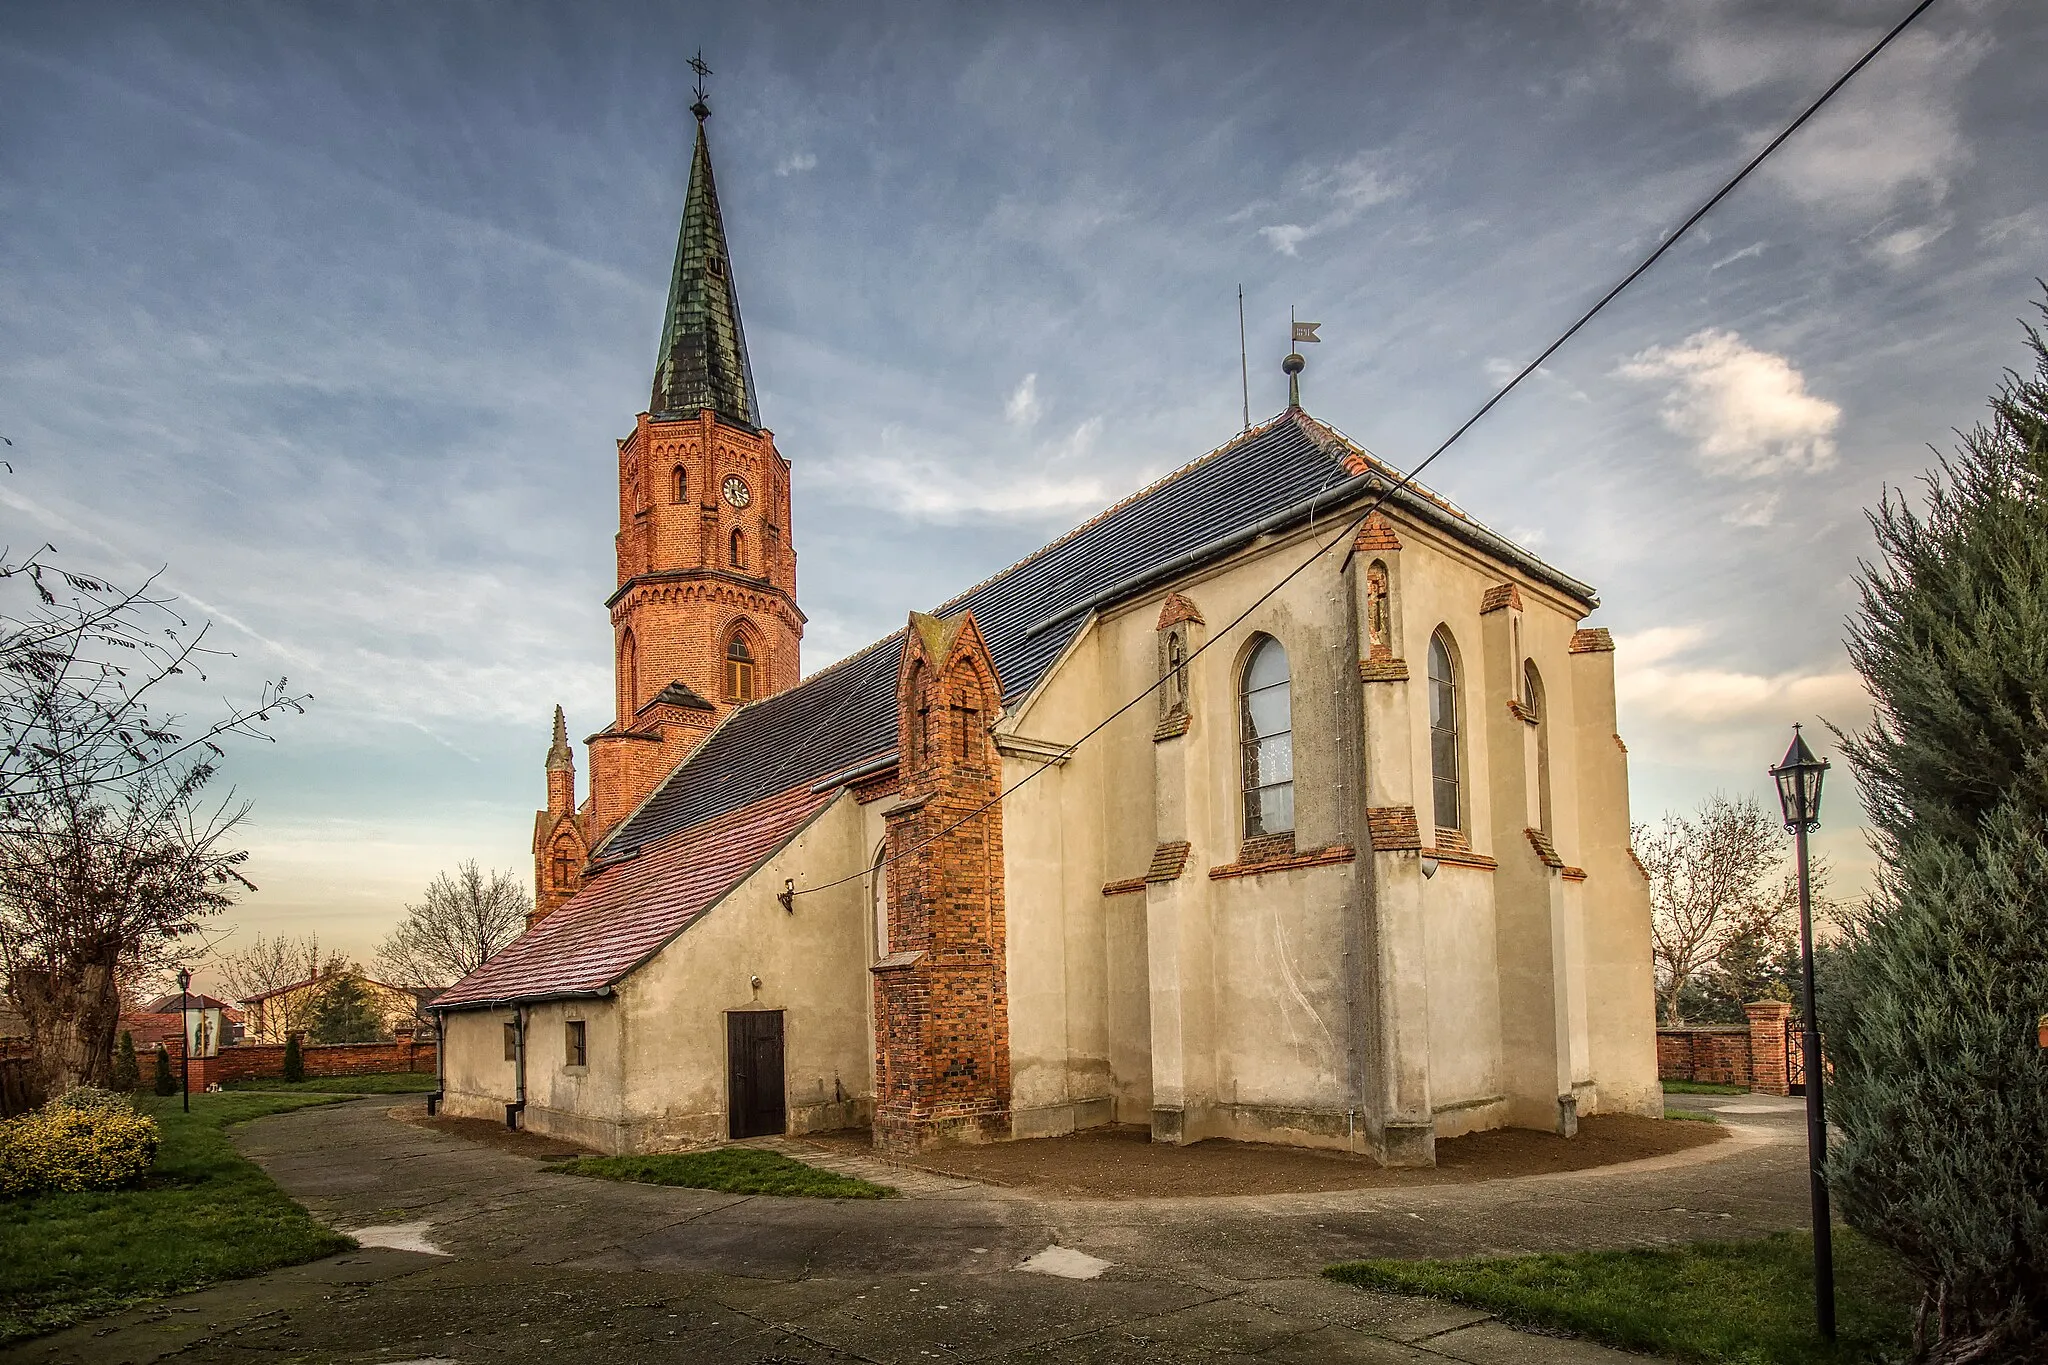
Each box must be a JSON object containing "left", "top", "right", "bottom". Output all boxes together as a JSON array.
[
  {"left": 874, "top": 1108, "right": 1012, "bottom": 1156},
  {"left": 1011, "top": 1096, "right": 1115, "bottom": 1140}
]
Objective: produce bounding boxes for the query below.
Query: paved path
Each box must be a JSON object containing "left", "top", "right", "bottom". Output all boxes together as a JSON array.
[{"left": 7, "top": 1092, "right": 1810, "bottom": 1364}]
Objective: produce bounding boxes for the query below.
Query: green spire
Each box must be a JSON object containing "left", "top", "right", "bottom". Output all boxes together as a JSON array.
[{"left": 650, "top": 110, "right": 759, "bottom": 427}]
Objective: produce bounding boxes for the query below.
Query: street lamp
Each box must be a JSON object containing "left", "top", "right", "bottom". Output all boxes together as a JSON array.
[
  {"left": 1770, "top": 724, "right": 1833, "bottom": 1342},
  {"left": 176, "top": 966, "right": 193, "bottom": 1114}
]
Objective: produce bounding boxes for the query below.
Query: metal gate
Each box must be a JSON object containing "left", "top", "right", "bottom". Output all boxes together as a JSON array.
[{"left": 1786, "top": 1020, "right": 1807, "bottom": 1095}]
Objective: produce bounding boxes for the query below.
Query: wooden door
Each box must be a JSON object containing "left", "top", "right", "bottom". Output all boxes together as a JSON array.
[{"left": 727, "top": 1010, "right": 786, "bottom": 1139}]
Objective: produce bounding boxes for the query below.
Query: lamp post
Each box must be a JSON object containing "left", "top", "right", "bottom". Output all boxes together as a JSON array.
[
  {"left": 1770, "top": 724, "right": 1833, "bottom": 1341},
  {"left": 176, "top": 966, "right": 193, "bottom": 1114}
]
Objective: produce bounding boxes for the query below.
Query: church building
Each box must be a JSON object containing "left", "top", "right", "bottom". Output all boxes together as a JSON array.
[{"left": 433, "top": 90, "right": 1662, "bottom": 1164}]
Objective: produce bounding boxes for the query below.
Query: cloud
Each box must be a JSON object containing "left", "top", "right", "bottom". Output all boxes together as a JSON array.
[
  {"left": 1614, "top": 626, "right": 1869, "bottom": 733},
  {"left": 1618, "top": 329, "right": 1840, "bottom": 478},
  {"left": 1257, "top": 151, "right": 1407, "bottom": 255},
  {"left": 831, "top": 418, "right": 1109, "bottom": 521},
  {"left": 774, "top": 151, "right": 817, "bottom": 176},
  {"left": 1004, "top": 372, "right": 1040, "bottom": 427},
  {"left": 1708, "top": 241, "right": 1766, "bottom": 271},
  {"left": 1868, "top": 213, "right": 1953, "bottom": 263},
  {"left": 1726, "top": 490, "right": 1781, "bottom": 528},
  {"left": 1631, "top": 5, "right": 1987, "bottom": 219}
]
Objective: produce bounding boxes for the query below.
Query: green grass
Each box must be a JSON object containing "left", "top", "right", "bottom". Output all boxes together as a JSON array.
[
  {"left": 1326, "top": 1230, "right": 1918, "bottom": 1364},
  {"left": 1662, "top": 1080, "right": 1749, "bottom": 1095},
  {"left": 0, "top": 1093, "right": 354, "bottom": 1345},
  {"left": 550, "top": 1146, "right": 895, "bottom": 1199},
  {"left": 1664, "top": 1108, "right": 1722, "bottom": 1123},
  {"left": 221, "top": 1071, "right": 438, "bottom": 1094}
]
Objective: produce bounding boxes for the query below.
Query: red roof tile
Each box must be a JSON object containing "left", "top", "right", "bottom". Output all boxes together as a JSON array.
[{"left": 435, "top": 782, "right": 833, "bottom": 1009}]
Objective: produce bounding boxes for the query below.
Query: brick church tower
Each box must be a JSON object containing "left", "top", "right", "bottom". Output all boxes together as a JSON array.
[{"left": 538, "top": 81, "right": 805, "bottom": 907}]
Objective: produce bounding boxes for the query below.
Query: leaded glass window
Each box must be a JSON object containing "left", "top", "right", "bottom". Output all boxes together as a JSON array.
[{"left": 1240, "top": 636, "right": 1294, "bottom": 837}]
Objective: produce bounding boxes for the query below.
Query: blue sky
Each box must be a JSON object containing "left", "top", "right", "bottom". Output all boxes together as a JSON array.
[{"left": 2, "top": 0, "right": 2042, "bottom": 967}]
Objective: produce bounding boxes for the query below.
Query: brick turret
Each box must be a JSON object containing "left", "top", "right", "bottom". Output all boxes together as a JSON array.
[
  {"left": 531, "top": 705, "right": 591, "bottom": 928},
  {"left": 872, "top": 610, "right": 1011, "bottom": 1155}
]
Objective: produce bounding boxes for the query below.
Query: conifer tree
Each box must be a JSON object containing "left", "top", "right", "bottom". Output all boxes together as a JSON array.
[
  {"left": 151, "top": 1045, "right": 175, "bottom": 1097},
  {"left": 110, "top": 1030, "right": 140, "bottom": 1093},
  {"left": 1829, "top": 291, "right": 2048, "bottom": 1363},
  {"left": 281, "top": 1032, "right": 304, "bottom": 1083}
]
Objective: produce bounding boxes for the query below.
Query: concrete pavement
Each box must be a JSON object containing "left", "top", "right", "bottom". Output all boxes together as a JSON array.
[{"left": 5, "top": 1091, "right": 1810, "bottom": 1363}]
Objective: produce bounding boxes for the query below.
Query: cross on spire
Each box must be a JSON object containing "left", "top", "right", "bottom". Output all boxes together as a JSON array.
[{"left": 689, "top": 49, "right": 712, "bottom": 121}]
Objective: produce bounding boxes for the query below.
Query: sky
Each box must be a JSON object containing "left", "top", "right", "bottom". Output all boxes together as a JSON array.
[{"left": 2, "top": 0, "right": 2043, "bottom": 974}]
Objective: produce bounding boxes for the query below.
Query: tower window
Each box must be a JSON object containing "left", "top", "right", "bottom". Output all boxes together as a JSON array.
[
  {"left": 1429, "top": 630, "right": 1461, "bottom": 831},
  {"left": 726, "top": 633, "right": 756, "bottom": 702},
  {"left": 552, "top": 846, "right": 575, "bottom": 889},
  {"left": 671, "top": 466, "right": 687, "bottom": 504},
  {"left": 1239, "top": 635, "right": 1294, "bottom": 838},
  {"left": 730, "top": 527, "right": 746, "bottom": 568}
]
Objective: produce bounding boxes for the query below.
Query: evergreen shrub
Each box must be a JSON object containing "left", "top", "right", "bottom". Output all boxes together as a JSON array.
[
  {"left": 281, "top": 1033, "right": 304, "bottom": 1083},
  {"left": 1829, "top": 291, "right": 2048, "bottom": 1362},
  {"left": 152, "top": 1047, "right": 176, "bottom": 1097},
  {"left": 109, "top": 1032, "right": 140, "bottom": 1093}
]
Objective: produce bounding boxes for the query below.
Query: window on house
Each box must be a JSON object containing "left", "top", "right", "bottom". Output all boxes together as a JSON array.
[
  {"left": 1429, "top": 630, "right": 1461, "bottom": 831},
  {"left": 1526, "top": 660, "right": 1552, "bottom": 834},
  {"left": 503, "top": 1021, "right": 518, "bottom": 1062},
  {"left": 729, "top": 527, "right": 746, "bottom": 568},
  {"left": 564, "top": 1019, "right": 586, "bottom": 1067},
  {"left": 726, "top": 634, "right": 756, "bottom": 702},
  {"left": 1239, "top": 635, "right": 1294, "bottom": 837},
  {"left": 671, "top": 466, "right": 687, "bottom": 503}
]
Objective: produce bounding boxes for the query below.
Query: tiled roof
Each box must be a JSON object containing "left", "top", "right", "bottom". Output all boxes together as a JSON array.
[{"left": 435, "top": 782, "right": 831, "bottom": 1009}]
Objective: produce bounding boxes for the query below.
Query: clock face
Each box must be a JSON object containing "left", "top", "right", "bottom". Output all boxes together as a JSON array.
[{"left": 722, "top": 476, "right": 752, "bottom": 509}]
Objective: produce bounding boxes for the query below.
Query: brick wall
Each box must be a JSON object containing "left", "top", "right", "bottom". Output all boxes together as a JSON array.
[
  {"left": 164, "top": 1037, "right": 436, "bottom": 1091},
  {"left": 1656, "top": 1027, "right": 1754, "bottom": 1086}
]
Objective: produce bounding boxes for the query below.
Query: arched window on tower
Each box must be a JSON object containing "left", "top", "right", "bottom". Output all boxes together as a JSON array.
[
  {"left": 671, "top": 466, "right": 687, "bottom": 504},
  {"left": 619, "top": 629, "right": 638, "bottom": 717},
  {"left": 726, "top": 633, "right": 756, "bottom": 702},
  {"left": 730, "top": 527, "right": 746, "bottom": 568},
  {"left": 1239, "top": 635, "right": 1294, "bottom": 838},
  {"left": 1428, "top": 630, "right": 1461, "bottom": 831},
  {"left": 1525, "top": 659, "right": 1552, "bottom": 834},
  {"left": 551, "top": 841, "right": 576, "bottom": 891}
]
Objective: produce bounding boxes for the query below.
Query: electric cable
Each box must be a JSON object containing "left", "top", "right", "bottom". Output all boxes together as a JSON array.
[{"left": 785, "top": 0, "right": 1941, "bottom": 900}]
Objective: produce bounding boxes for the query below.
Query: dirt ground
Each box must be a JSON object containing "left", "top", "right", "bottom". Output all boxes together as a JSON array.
[
  {"left": 390, "top": 1103, "right": 597, "bottom": 1160},
  {"left": 801, "top": 1114, "right": 1725, "bottom": 1199}
]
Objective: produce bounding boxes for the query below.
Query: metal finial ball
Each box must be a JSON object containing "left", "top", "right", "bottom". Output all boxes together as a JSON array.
[{"left": 1282, "top": 352, "right": 1306, "bottom": 375}]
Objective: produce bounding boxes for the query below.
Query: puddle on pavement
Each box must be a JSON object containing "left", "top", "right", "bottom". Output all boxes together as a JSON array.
[
  {"left": 345, "top": 1221, "right": 450, "bottom": 1256},
  {"left": 1017, "top": 1245, "right": 1111, "bottom": 1279}
]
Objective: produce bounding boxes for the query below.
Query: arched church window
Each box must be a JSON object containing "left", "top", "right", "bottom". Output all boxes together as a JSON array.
[
  {"left": 1525, "top": 660, "right": 1552, "bottom": 834},
  {"left": 871, "top": 841, "right": 889, "bottom": 960},
  {"left": 671, "top": 466, "right": 687, "bottom": 504},
  {"left": 1239, "top": 635, "right": 1294, "bottom": 837},
  {"left": 1429, "top": 630, "right": 1461, "bottom": 831},
  {"left": 730, "top": 527, "right": 746, "bottom": 568},
  {"left": 726, "top": 633, "right": 756, "bottom": 702},
  {"left": 552, "top": 844, "right": 575, "bottom": 890}
]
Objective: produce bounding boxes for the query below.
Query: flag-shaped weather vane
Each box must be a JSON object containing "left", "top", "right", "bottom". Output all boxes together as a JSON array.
[{"left": 1284, "top": 307, "right": 1321, "bottom": 409}]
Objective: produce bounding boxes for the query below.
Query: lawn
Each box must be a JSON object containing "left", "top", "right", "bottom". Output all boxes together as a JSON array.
[
  {"left": 221, "top": 1071, "right": 439, "bottom": 1094},
  {"left": 1663, "top": 1108, "right": 1722, "bottom": 1123},
  {"left": 0, "top": 1093, "right": 354, "bottom": 1345},
  {"left": 1662, "top": 1080, "right": 1750, "bottom": 1095},
  {"left": 551, "top": 1146, "right": 895, "bottom": 1199},
  {"left": 1326, "top": 1229, "right": 1917, "bottom": 1365}
]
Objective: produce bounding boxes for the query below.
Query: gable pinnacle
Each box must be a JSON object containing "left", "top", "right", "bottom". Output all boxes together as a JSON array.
[{"left": 547, "top": 704, "right": 573, "bottom": 771}]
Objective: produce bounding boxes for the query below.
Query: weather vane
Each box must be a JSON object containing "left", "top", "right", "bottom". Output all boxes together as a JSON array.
[{"left": 689, "top": 49, "right": 713, "bottom": 121}]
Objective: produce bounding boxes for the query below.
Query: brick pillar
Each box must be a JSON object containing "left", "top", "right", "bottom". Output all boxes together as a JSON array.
[
  {"left": 872, "top": 611, "right": 1011, "bottom": 1156},
  {"left": 1744, "top": 999, "right": 1793, "bottom": 1095}
]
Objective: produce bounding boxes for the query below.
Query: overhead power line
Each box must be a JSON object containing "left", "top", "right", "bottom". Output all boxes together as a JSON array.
[{"left": 786, "top": 0, "right": 1941, "bottom": 901}]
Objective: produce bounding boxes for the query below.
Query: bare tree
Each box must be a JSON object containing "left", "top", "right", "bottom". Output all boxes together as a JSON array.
[
  {"left": 215, "top": 932, "right": 346, "bottom": 1039},
  {"left": 0, "top": 553, "right": 307, "bottom": 1092},
  {"left": 1637, "top": 793, "right": 1809, "bottom": 1026},
  {"left": 374, "top": 861, "right": 527, "bottom": 990}
]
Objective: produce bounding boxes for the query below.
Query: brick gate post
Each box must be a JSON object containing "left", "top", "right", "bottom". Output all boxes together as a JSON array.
[{"left": 1744, "top": 999, "right": 1793, "bottom": 1095}]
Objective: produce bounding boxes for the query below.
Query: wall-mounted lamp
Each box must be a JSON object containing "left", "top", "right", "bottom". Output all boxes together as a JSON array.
[
  {"left": 779, "top": 878, "right": 796, "bottom": 913},
  {"left": 1420, "top": 856, "right": 1440, "bottom": 880},
  {"left": 749, "top": 975, "right": 762, "bottom": 993}
]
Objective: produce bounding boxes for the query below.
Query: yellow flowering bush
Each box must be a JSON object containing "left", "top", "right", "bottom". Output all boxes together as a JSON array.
[{"left": 0, "top": 1086, "right": 160, "bottom": 1198}]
